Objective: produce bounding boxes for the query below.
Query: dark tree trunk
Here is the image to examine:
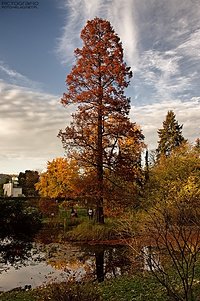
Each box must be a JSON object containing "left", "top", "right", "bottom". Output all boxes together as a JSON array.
[
  {"left": 96, "top": 203, "right": 104, "bottom": 224},
  {"left": 95, "top": 249, "right": 104, "bottom": 282},
  {"left": 145, "top": 149, "right": 149, "bottom": 181},
  {"left": 96, "top": 91, "right": 104, "bottom": 224}
]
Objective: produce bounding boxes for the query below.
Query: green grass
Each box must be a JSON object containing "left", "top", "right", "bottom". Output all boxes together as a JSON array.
[
  {"left": 0, "top": 274, "right": 168, "bottom": 301},
  {"left": 64, "top": 218, "right": 119, "bottom": 241},
  {"left": 1, "top": 269, "right": 200, "bottom": 301},
  {"left": 0, "top": 290, "right": 36, "bottom": 301},
  {"left": 0, "top": 283, "right": 102, "bottom": 301},
  {"left": 39, "top": 210, "right": 121, "bottom": 242},
  {"left": 100, "top": 274, "right": 169, "bottom": 301},
  {"left": 41, "top": 207, "right": 124, "bottom": 242}
]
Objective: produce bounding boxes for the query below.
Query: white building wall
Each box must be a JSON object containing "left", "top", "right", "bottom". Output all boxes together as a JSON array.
[
  {"left": 3, "top": 182, "right": 22, "bottom": 197},
  {"left": 3, "top": 183, "right": 13, "bottom": 197},
  {"left": 12, "top": 187, "right": 22, "bottom": 197}
]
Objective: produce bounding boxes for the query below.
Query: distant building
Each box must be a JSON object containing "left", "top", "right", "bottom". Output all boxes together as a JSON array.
[{"left": 3, "top": 177, "right": 22, "bottom": 197}]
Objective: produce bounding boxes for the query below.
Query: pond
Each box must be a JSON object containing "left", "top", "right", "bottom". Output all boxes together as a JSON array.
[{"left": 0, "top": 226, "right": 132, "bottom": 292}]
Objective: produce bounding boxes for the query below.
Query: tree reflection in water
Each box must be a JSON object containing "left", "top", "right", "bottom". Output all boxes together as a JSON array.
[
  {"left": 0, "top": 198, "right": 42, "bottom": 273},
  {"left": 95, "top": 249, "right": 104, "bottom": 282},
  {"left": 0, "top": 199, "right": 131, "bottom": 290},
  {"left": 0, "top": 238, "right": 33, "bottom": 268},
  {"left": 81, "top": 244, "right": 131, "bottom": 283}
]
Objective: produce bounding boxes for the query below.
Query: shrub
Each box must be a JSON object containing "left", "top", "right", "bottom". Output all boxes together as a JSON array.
[
  {"left": 39, "top": 282, "right": 102, "bottom": 301},
  {"left": 0, "top": 199, "right": 41, "bottom": 240}
]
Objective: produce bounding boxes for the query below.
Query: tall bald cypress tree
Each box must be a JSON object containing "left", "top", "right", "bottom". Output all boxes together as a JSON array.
[
  {"left": 156, "top": 110, "right": 186, "bottom": 158},
  {"left": 58, "top": 18, "right": 144, "bottom": 223}
]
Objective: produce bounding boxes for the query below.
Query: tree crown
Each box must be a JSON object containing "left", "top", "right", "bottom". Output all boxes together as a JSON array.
[{"left": 157, "top": 110, "right": 186, "bottom": 158}]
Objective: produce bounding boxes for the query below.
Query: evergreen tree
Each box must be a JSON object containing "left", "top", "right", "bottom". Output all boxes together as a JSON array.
[
  {"left": 156, "top": 110, "right": 186, "bottom": 158},
  {"left": 194, "top": 138, "right": 200, "bottom": 151}
]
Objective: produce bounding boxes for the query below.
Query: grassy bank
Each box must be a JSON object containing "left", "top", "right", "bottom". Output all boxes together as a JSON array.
[
  {"left": 0, "top": 274, "right": 168, "bottom": 301},
  {"left": 1, "top": 248, "right": 199, "bottom": 301},
  {"left": 64, "top": 218, "right": 119, "bottom": 241},
  {"left": 1, "top": 268, "right": 200, "bottom": 301},
  {"left": 41, "top": 208, "right": 122, "bottom": 242}
]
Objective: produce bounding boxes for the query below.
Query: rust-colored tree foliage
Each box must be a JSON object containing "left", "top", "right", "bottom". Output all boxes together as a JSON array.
[{"left": 59, "top": 18, "right": 144, "bottom": 223}]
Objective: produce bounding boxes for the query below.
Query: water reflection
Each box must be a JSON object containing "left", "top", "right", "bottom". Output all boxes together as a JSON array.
[
  {"left": 0, "top": 236, "right": 131, "bottom": 291},
  {"left": 81, "top": 244, "right": 131, "bottom": 283},
  {"left": 0, "top": 238, "right": 33, "bottom": 268},
  {"left": 0, "top": 199, "right": 42, "bottom": 276},
  {"left": 95, "top": 249, "right": 104, "bottom": 282},
  {"left": 0, "top": 200, "right": 131, "bottom": 292}
]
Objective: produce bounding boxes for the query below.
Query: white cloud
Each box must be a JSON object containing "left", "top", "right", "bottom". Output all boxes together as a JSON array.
[
  {"left": 137, "top": 49, "right": 185, "bottom": 100},
  {"left": 57, "top": 0, "right": 200, "bottom": 106},
  {"left": 107, "top": 0, "right": 138, "bottom": 67},
  {"left": 56, "top": 0, "right": 138, "bottom": 67},
  {"left": 133, "top": 25, "right": 200, "bottom": 102},
  {"left": 131, "top": 98, "right": 200, "bottom": 150},
  {"left": 0, "top": 62, "right": 40, "bottom": 89},
  {"left": 0, "top": 81, "right": 72, "bottom": 173},
  {"left": 177, "top": 29, "right": 200, "bottom": 59},
  {"left": 0, "top": 78, "right": 199, "bottom": 173}
]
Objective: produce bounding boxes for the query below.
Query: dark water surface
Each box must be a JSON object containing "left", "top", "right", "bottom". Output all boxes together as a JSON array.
[{"left": 0, "top": 227, "right": 131, "bottom": 292}]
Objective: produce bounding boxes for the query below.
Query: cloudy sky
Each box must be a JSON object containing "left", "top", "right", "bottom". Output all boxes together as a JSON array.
[{"left": 0, "top": 0, "right": 200, "bottom": 174}]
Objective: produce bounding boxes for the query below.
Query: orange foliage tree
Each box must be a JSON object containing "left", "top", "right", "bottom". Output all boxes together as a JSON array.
[
  {"left": 35, "top": 158, "right": 80, "bottom": 199},
  {"left": 58, "top": 18, "right": 144, "bottom": 223}
]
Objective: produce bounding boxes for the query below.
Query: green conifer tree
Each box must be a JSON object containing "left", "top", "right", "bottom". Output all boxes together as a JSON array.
[
  {"left": 194, "top": 138, "right": 200, "bottom": 151},
  {"left": 156, "top": 110, "right": 186, "bottom": 158}
]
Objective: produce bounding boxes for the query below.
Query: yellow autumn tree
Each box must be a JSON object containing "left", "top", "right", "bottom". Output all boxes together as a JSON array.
[{"left": 35, "top": 158, "right": 80, "bottom": 199}]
